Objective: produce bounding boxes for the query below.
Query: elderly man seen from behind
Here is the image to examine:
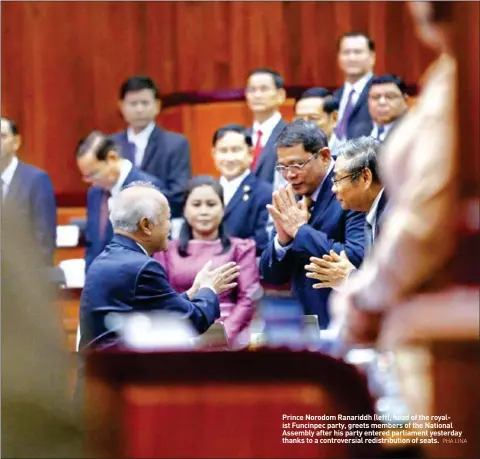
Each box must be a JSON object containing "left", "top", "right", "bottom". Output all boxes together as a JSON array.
[
  {"left": 78, "top": 181, "right": 240, "bottom": 350},
  {"left": 305, "top": 137, "right": 387, "bottom": 293}
]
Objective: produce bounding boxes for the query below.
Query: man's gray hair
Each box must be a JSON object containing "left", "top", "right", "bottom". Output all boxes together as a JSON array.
[
  {"left": 109, "top": 181, "right": 164, "bottom": 233},
  {"left": 335, "top": 136, "right": 382, "bottom": 183}
]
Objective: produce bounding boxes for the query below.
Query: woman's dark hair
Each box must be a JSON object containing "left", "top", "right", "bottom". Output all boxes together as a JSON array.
[
  {"left": 178, "top": 175, "right": 232, "bottom": 257},
  {"left": 212, "top": 123, "right": 252, "bottom": 147}
]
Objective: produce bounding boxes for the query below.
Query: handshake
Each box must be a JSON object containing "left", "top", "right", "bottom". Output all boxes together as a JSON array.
[{"left": 187, "top": 260, "right": 240, "bottom": 298}]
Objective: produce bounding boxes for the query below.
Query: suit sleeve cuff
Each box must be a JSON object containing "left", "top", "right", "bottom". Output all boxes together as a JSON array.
[{"left": 274, "top": 236, "right": 292, "bottom": 260}]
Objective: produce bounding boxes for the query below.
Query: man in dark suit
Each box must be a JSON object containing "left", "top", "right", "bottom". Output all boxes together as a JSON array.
[
  {"left": 367, "top": 74, "right": 409, "bottom": 142},
  {"left": 245, "top": 68, "right": 287, "bottom": 185},
  {"left": 259, "top": 120, "right": 365, "bottom": 328},
  {"left": 76, "top": 130, "right": 165, "bottom": 272},
  {"left": 305, "top": 136, "right": 388, "bottom": 290},
  {"left": 110, "top": 75, "right": 191, "bottom": 219},
  {"left": 333, "top": 32, "right": 376, "bottom": 141},
  {"left": 79, "top": 182, "right": 240, "bottom": 349},
  {"left": 212, "top": 124, "right": 272, "bottom": 255},
  {"left": 1, "top": 117, "right": 56, "bottom": 265}
]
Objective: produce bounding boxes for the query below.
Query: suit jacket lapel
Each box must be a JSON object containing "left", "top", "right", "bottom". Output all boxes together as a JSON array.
[
  {"left": 308, "top": 169, "right": 336, "bottom": 225},
  {"left": 224, "top": 174, "right": 255, "bottom": 219},
  {"left": 4, "top": 161, "right": 23, "bottom": 207},
  {"left": 140, "top": 125, "right": 160, "bottom": 170}
]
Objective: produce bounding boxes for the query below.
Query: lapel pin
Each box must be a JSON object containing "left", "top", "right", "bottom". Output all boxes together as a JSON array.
[
  {"left": 243, "top": 194, "right": 249, "bottom": 201},
  {"left": 243, "top": 185, "right": 251, "bottom": 192}
]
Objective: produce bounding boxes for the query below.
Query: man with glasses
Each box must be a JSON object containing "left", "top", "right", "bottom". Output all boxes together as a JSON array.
[
  {"left": 305, "top": 137, "right": 387, "bottom": 292},
  {"left": 368, "top": 74, "right": 409, "bottom": 142},
  {"left": 76, "top": 131, "right": 164, "bottom": 272},
  {"left": 259, "top": 120, "right": 365, "bottom": 329}
]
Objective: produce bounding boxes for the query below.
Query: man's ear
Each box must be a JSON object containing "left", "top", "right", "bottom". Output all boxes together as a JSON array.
[
  {"left": 13, "top": 135, "right": 22, "bottom": 152},
  {"left": 155, "top": 99, "right": 162, "bottom": 116},
  {"left": 318, "top": 147, "right": 331, "bottom": 164},
  {"left": 277, "top": 88, "right": 287, "bottom": 106},
  {"left": 139, "top": 217, "right": 152, "bottom": 235},
  {"left": 331, "top": 111, "right": 338, "bottom": 125}
]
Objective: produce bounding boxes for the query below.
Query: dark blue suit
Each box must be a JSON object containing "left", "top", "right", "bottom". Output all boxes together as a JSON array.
[
  {"left": 111, "top": 125, "right": 191, "bottom": 218},
  {"left": 84, "top": 166, "right": 164, "bottom": 272},
  {"left": 3, "top": 160, "right": 56, "bottom": 265},
  {"left": 79, "top": 234, "right": 220, "bottom": 349},
  {"left": 365, "top": 190, "right": 389, "bottom": 256},
  {"left": 334, "top": 75, "right": 374, "bottom": 139},
  {"left": 259, "top": 169, "right": 366, "bottom": 328},
  {"left": 248, "top": 119, "right": 287, "bottom": 184},
  {"left": 223, "top": 173, "right": 272, "bottom": 255}
]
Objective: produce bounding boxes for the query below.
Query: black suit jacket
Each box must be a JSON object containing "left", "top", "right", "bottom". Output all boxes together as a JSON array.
[
  {"left": 3, "top": 160, "right": 57, "bottom": 265},
  {"left": 111, "top": 125, "right": 191, "bottom": 218},
  {"left": 334, "top": 75, "right": 375, "bottom": 139},
  {"left": 248, "top": 119, "right": 287, "bottom": 184}
]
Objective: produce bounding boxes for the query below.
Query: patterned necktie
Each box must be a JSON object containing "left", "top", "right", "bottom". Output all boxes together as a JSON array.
[
  {"left": 251, "top": 130, "right": 263, "bottom": 169},
  {"left": 99, "top": 190, "right": 111, "bottom": 240},
  {"left": 335, "top": 89, "right": 355, "bottom": 140},
  {"left": 303, "top": 195, "right": 314, "bottom": 220}
]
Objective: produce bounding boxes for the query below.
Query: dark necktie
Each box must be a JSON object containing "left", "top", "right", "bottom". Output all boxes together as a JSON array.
[
  {"left": 335, "top": 89, "right": 355, "bottom": 140},
  {"left": 364, "top": 219, "right": 374, "bottom": 256},
  {"left": 99, "top": 190, "right": 111, "bottom": 240},
  {"left": 126, "top": 141, "right": 136, "bottom": 164},
  {"left": 376, "top": 125, "right": 385, "bottom": 141}
]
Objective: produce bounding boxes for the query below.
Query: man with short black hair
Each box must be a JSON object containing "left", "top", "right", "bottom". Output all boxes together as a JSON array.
[
  {"left": 1, "top": 117, "right": 57, "bottom": 265},
  {"left": 245, "top": 68, "right": 287, "bottom": 184},
  {"left": 111, "top": 75, "right": 191, "bottom": 219},
  {"left": 76, "top": 130, "right": 164, "bottom": 271}
]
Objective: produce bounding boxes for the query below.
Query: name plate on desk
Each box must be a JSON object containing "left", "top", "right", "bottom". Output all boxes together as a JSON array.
[{"left": 56, "top": 225, "right": 80, "bottom": 247}]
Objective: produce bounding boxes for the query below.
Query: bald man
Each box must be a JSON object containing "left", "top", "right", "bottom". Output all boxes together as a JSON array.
[{"left": 78, "top": 181, "right": 240, "bottom": 349}]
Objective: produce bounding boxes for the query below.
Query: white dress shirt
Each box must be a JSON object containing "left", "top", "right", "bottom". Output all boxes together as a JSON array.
[
  {"left": 252, "top": 111, "right": 282, "bottom": 148},
  {"left": 127, "top": 122, "right": 155, "bottom": 167},
  {"left": 1, "top": 156, "right": 19, "bottom": 200},
  {"left": 108, "top": 159, "right": 133, "bottom": 210},
  {"left": 219, "top": 169, "right": 250, "bottom": 206},
  {"left": 337, "top": 72, "right": 374, "bottom": 122},
  {"left": 365, "top": 188, "right": 385, "bottom": 243}
]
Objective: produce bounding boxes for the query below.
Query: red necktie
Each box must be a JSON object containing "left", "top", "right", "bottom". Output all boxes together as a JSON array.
[
  {"left": 99, "top": 190, "right": 111, "bottom": 240},
  {"left": 251, "top": 130, "right": 263, "bottom": 169}
]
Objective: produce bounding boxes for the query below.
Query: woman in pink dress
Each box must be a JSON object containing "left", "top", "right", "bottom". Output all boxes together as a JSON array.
[{"left": 154, "top": 176, "right": 260, "bottom": 343}]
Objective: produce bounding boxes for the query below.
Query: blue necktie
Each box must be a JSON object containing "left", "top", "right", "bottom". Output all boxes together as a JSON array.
[{"left": 376, "top": 125, "right": 385, "bottom": 141}]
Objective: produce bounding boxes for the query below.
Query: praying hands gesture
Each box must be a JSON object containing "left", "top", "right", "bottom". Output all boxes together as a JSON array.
[
  {"left": 266, "top": 185, "right": 310, "bottom": 245},
  {"left": 305, "top": 250, "right": 356, "bottom": 289}
]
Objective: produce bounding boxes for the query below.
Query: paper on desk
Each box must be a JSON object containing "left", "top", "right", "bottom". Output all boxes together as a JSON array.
[
  {"left": 56, "top": 225, "right": 80, "bottom": 247},
  {"left": 59, "top": 258, "right": 85, "bottom": 288}
]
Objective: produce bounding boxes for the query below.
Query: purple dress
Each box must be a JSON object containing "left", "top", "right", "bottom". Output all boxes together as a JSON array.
[{"left": 154, "top": 238, "right": 260, "bottom": 341}]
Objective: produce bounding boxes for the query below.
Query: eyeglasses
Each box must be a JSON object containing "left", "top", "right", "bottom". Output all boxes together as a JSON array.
[
  {"left": 331, "top": 172, "right": 358, "bottom": 185},
  {"left": 369, "top": 93, "right": 402, "bottom": 102},
  {"left": 275, "top": 154, "right": 317, "bottom": 176}
]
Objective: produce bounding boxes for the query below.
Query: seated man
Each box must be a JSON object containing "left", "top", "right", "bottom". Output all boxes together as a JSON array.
[
  {"left": 305, "top": 137, "right": 387, "bottom": 291},
  {"left": 78, "top": 182, "right": 240, "bottom": 349},
  {"left": 259, "top": 120, "right": 365, "bottom": 328}
]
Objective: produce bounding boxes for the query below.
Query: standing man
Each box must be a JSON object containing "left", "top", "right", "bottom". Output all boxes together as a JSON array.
[
  {"left": 76, "top": 130, "right": 164, "bottom": 271},
  {"left": 111, "top": 75, "right": 191, "bottom": 221},
  {"left": 259, "top": 120, "right": 365, "bottom": 328},
  {"left": 245, "top": 68, "right": 287, "bottom": 185},
  {"left": 1, "top": 117, "right": 56, "bottom": 265},
  {"left": 368, "top": 74, "right": 409, "bottom": 142},
  {"left": 333, "top": 32, "right": 376, "bottom": 142}
]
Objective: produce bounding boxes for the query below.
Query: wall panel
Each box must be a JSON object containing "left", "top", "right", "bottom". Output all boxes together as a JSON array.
[{"left": 1, "top": 1, "right": 436, "bottom": 205}]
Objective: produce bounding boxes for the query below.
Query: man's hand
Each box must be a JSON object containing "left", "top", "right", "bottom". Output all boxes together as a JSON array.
[
  {"left": 187, "top": 261, "right": 240, "bottom": 298},
  {"left": 305, "top": 250, "right": 356, "bottom": 289},
  {"left": 267, "top": 185, "right": 309, "bottom": 240}
]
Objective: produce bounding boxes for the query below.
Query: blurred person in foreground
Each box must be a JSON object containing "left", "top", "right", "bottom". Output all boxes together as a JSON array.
[
  {"left": 212, "top": 124, "right": 272, "bottom": 254},
  {"left": 1, "top": 117, "right": 57, "bottom": 265},
  {"left": 154, "top": 176, "right": 261, "bottom": 344},
  {"left": 1, "top": 207, "right": 83, "bottom": 457},
  {"left": 78, "top": 181, "right": 240, "bottom": 350},
  {"left": 328, "top": 0, "right": 460, "bottom": 347},
  {"left": 259, "top": 119, "right": 365, "bottom": 329},
  {"left": 305, "top": 137, "right": 387, "bottom": 292}
]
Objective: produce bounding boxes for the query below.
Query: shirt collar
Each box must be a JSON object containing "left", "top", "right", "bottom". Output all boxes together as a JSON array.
[
  {"left": 110, "top": 159, "right": 133, "bottom": 196},
  {"left": 373, "top": 121, "right": 396, "bottom": 136},
  {"left": 366, "top": 188, "right": 385, "bottom": 225},
  {"left": 135, "top": 242, "right": 149, "bottom": 256},
  {"left": 253, "top": 111, "right": 282, "bottom": 137},
  {"left": 219, "top": 169, "right": 250, "bottom": 188},
  {"left": 1, "top": 156, "right": 19, "bottom": 187},
  {"left": 310, "top": 159, "right": 334, "bottom": 203},
  {"left": 344, "top": 71, "right": 373, "bottom": 96},
  {"left": 127, "top": 122, "right": 155, "bottom": 146}
]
